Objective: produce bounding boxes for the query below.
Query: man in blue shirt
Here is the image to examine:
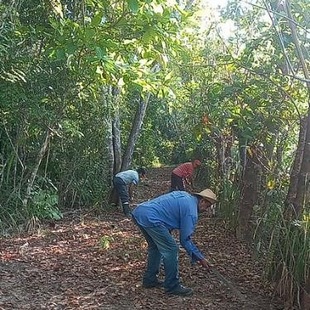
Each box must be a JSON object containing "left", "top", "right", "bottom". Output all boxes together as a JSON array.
[
  {"left": 113, "top": 168, "right": 146, "bottom": 217},
  {"left": 131, "top": 188, "right": 217, "bottom": 296}
]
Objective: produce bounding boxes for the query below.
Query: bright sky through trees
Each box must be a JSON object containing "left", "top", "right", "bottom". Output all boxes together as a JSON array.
[
  {"left": 199, "top": 0, "right": 235, "bottom": 38},
  {"left": 204, "top": 0, "right": 228, "bottom": 9}
]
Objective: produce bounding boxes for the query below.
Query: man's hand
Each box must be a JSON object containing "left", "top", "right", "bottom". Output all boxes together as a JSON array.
[{"left": 199, "top": 258, "right": 212, "bottom": 272}]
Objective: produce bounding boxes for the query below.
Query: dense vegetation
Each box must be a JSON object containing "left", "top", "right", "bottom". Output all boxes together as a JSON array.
[{"left": 0, "top": 0, "right": 309, "bottom": 308}]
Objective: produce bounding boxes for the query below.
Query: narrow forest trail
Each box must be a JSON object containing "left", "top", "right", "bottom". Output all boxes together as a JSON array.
[{"left": 0, "top": 167, "right": 285, "bottom": 310}]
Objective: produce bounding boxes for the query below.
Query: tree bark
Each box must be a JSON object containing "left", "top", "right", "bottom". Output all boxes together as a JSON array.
[
  {"left": 284, "top": 0, "right": 310, "bottom": 218},
  {"left": 294, "top": 114, "right": 310, "bottom": 217},
  {"left": 105, "top": 86, "right": 122, "bottom": 205},
  {"left": 108, "top": 106, "right": 122, "bottom": 206},
  {"left": 121, "top": 93, "right": 150, "bottom": 170},
  {"left": 213, "top": 133, "right": 224, "bottom": 181},
  {"left": 105, "top": 116, "right": 114, "bottom": 187},
  {"left": 213, "top": 132, "right": 234, "bottom": 181},
  {"left": 22, "top": 128, "right": 52, "bottom": 209},
  {"left": 236, "top": 146, "right": 261, "bottom": 242},
  {"left": 112, "top": 108, "right": 122, "bottom": 174},
  {"left": 285, "top": 117, "right": 307, "bottom": 215},
  {"left": 300, "top": 273, "right": 310, "bottom": 310}
]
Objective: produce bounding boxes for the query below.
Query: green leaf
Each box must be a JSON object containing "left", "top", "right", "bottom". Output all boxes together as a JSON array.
[
  {"left": 55, "top": 49, "right": 65, "bottom": 60},
  {"left": 127, "top": 0, "right": 139, "bottom": 13},
  {"left": 85, "top": 28, "right": 96, "bottom": 41},
  {"left": 91, "top": 12, "right": 103, "bottom": 26},
  {"left": 142, "top": 28, "right": 156, "bottom": 43},
  {"left": 95, "top": 46, "right": 106, "bottom": 60}
]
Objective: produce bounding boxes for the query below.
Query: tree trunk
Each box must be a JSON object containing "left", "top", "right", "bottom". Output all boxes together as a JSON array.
[
  {"left": 213, "top": 134, "right": 224, "bottom": 181},
  {"left": 300, "top": 273, "right": 310, "bottom": 310},
  {"left": 105, "top": 86, "right": 122, "bottom": 205},
  {"left": 238, "top": 137, "right": 248, "bottom": 181},
  {"left": 285, "top": 116, "right": 307, "bottom": 215},
  {"left": 284, "top": 0, "right": 310, "bottom": 218},
  {"left": 236, "top": 146, "right": 261, "bottom": 242},
  {"left": 121, "top": 93, "right": 150, "bottom": 170},
  {"left": 214, "top": 132, "right": 234, "bottom": 181},
  {"left": 108, "top": 105, "right": 122, "bottom": 206},
  {"left": 112, "top": 108, "right": 122, "bottom": 174},
  {"left": 105, "top": 115, "right": 114, "bottom": 186},
  {"left": 108, "top": 92, "right": 150, "bottom": 204},
  {"left": 294, "top": 113, "right": 310, "bottom": 217},
  {"left": 22, "top": 128, "right": 52, "bottom": 209}
]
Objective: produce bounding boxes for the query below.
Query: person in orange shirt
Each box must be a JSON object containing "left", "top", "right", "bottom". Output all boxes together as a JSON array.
[{"left": 170, "top": 159, "right": 201, "bottom": 192}]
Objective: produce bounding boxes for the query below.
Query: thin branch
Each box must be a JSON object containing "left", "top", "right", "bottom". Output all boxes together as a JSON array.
[
  {"left": 3, "top": 124, "right": 24, "bottom": 170},
  {"left": 262, "top": 0, "right": 296, "bottom": 77},
  {"left": 22, "top": 128, "right": 52, "bottom": 209},
  {"left": 285, "top": 0, "right": 310, "bottom": 86},
  {"left": 245, "top": 1, "right": 309, "bottom": 33}
]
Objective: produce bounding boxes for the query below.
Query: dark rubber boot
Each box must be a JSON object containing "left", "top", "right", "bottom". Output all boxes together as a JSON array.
[{"left": 122, "top": 203, "right": 131, "bottom": 217}]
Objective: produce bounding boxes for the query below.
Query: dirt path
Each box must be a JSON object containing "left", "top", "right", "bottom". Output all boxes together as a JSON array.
[{"left": 0, "top": 167, "right": 284, "bottom": 310}]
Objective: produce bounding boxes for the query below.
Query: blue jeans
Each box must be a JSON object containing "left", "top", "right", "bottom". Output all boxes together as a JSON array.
[
  {"left": 113, "top": 177, "right": 129, "bottom": 204},
  {"left": 134, "top": 220, "right": 180, "bottom": 292}
]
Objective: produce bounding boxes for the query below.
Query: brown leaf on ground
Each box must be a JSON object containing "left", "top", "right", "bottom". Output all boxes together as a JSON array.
[{"left": 0, "top": 167, "right": 284, "bottom": 310}]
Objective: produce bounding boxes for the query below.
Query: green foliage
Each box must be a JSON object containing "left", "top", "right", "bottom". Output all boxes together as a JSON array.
[
  {"left": 253, "top": 188, "right": 310, "bottom": 303},
  {"left": 99, "top": 235, "right": 114, "bottom": 249},
  {"left": 217, "top": 179, "right": 240, "bottom": 229},
  {"left": 0, "top": 3, "right": 309, "bottom": 307},
  {"left": 0, "top": 0, "right": 190, "bottom": 231},
  {"left": 28, "top": 188, "right": 62, "bottom": 220}
]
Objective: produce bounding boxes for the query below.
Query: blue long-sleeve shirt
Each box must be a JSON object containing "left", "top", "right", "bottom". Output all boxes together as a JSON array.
[{"left": 132, "top": 191, "right": 204, "bottom": 263}]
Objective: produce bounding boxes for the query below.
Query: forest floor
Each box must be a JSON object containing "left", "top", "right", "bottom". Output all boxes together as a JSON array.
[{"left": 0, "top": 167, "right": 286, "bottom": 310}]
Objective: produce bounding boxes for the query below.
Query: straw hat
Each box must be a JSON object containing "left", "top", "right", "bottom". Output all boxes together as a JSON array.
[{"left": 194, "top": 189, "right": 217, "bottom": 203}]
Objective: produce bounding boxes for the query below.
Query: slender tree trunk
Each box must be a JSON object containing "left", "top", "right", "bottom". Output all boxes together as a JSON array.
[
  {"left": 263, "top": 3, "right": 310, "bottom": 308},
  {"left": 106, "top": 117, "right": 114, "bottom": 186},
  {"left": 238, "top": 137, "right": 248, "bottom": 180},
  {"left": 108, "top": 92, "right": 150, "bottom": 204},
  {"left": 112, "top": 108, "right": 122, "bottom": 174},
  {"left": 22, "top": 128, "right": 52, "bottom": 209},
  {"left": 108, "top": 107, "right": 122, "bottom": 205},
  {"left": 284, "top": 0, "right": 310, "bottom": 218},
  {"left": 105, "top": 86, "right": 122, "bottom": 205},
  {"left": 285, "top": 117, "right": 307, "bottom": 214},
  {"left": 278, "top": 114, "right": 310, "bottom": 308},
  {"left": 120, "top": 64, "right": 159, "bottom": 170},
  {"left": 214, "top": 133, "right": 234, "bottom": 180},
  {"left": 236, "top": 146, "right": 261, "bottom": 242},
  {"left": 103, "top": 86, "right": 121, "bottom": 180},
  {"left": 121, "top": 93, "right": 150, "bottom": 170},
  {"left": 213, "top": 134, "right": 224, "bottom": 181},
  {"left": 223, "top": 133, "right": 234, "bottom": 178},
  {"left": 300, "top": 274, "right": 310, "bottom": 310},
  {"left": 294, "top": 114, "right": 310, "bottom": 217}
]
